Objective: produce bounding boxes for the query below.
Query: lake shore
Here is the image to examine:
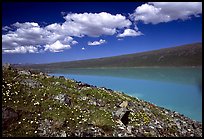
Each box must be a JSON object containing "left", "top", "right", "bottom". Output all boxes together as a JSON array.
[{"left": 2, "top": 65, "right": 202, "bottom": 137}]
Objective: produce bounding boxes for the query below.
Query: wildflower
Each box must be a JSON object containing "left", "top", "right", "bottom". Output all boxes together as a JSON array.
[
  {"left": 30, "top": 121, "right": 34, "bottom": 124},
  {"left": 34, "top": 131, "right": 37, "bottom": 134},
  {"left": 18, "top": 122, "right": 21, "bottom": 124},
  {"left": 34, "top": 102, "right": 40, "bottom": 105}
]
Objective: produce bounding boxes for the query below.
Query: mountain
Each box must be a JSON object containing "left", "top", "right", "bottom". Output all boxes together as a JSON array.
[{"left": 22, "top": 42, "right": 202, "bottom": 71}]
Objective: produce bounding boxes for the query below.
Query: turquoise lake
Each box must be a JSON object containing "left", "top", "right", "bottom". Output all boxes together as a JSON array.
[{"left": 49, "top": 67, "right": 202, "bottom": 122}]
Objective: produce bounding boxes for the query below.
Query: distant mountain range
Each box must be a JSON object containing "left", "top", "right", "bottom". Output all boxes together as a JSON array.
[{"left": 21, "top": 42, "right": 202, "bottom": 71}]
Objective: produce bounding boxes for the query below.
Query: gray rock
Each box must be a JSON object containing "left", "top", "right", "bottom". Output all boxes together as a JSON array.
[
  {"left": 53, "top": 94, "right": 71, "bottom": 106},
  {"left": 20, "top": 79, "right": 41, "bottom": 88},
  {"left": 113, "top": 107, "right": 131, "bottom": 126},
  {"left": 2, "top": 107, "right": 19, "bottom": 130},
  {"left": 59, "top": 130, "right": 66, "bottom": 137},
  {"left": 18, "top": 70, "right": 30, "bottom": 76}
]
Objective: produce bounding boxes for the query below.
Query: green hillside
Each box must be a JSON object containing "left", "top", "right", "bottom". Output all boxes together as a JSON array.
[{"left": 22, "top": 42, "right": 202, "bottom": 71}]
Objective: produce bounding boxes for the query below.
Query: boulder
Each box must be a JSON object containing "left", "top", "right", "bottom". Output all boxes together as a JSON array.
[
  {"left": 53, "top": 94, "right": 71, "bottom": 106},
  {"left": 2, "top": 107, "right": 19, "bottom": 130},
  {"left": 18, "top": 70, "right": 31, "bottom": 76},
  {"left": 113, "top": 107, "right": 131, "bottom": 126},
  {"left": 20, "top": 79, "right": 41, "bottom": 88},
  {"left": 119, "top": 101, "right": 128, "bottom": 108}
]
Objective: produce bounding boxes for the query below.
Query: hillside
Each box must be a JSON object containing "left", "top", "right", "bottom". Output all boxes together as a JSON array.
[
  {"left": 22, "top": 42, "right": 202, "bottom": 71},
  {"left": 2, "top": 65, "right": 202, "bottom": 137}
]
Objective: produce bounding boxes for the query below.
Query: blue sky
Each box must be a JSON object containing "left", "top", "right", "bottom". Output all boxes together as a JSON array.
[{"left": 2, "top": 2, "right": 202, "bottom": 64}]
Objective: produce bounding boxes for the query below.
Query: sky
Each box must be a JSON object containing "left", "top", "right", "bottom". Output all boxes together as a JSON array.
[{"left": 2, "top": 2, "right": 202, "bottom": 64}]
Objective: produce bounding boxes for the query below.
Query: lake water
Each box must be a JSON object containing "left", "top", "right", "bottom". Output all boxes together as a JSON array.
[{"left": 49, "top": 67, "right": 202, "bottom": 122}]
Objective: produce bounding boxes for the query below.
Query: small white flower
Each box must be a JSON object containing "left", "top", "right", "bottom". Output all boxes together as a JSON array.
[
  {"left": 30, "top": 121, "right": 34, "bottom": 124},
  {"left": 34, "top": 131, "right": 37, "bottom": 133},
  {"left": 23, "top": 118, "right": 26, "bottom": 121},
  {"left": 18, "top": 122, "right": 21, "bottom": 124},
  {"left": 34, "top": 102, "right": 40, "bottom": 105},
  {"left": 38, "top": 113, "right": 41, "bottom": 116},
  {"left": 40, "top": 98, "right": 43, "bottom": 101}
]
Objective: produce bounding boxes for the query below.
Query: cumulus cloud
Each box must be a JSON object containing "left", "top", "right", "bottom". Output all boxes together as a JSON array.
[
  {"left": 2, "top": 22, "right": 76, "bottom": 53},
  {"left": 44, "top": 40, "right": 71, "bottom": 52},
  {"left": 71, "top": 40, "right": 78, "bottom": 45},
  {"left": 3, "top": 46, "right": 38, "bottom": 54},
  {"left": 82, "top": 47, "right": 85, "bottom": 50},
  {"left": 88, "top": 39, "right": 106, "bottom": 46},
  {"left": 2, "top": 12, "right": 133, "bottom": 54},
  {"left": 117, "top": 29, "right": 143, "bottom": 37},
  {"left": 131, "top": 2, "right": 202, "bottom": 24},
  {"left": 63, "top": 12, "right": 132, "bottom": 37},
  {"left": 44, "top": 12, "right": 132, "bottom": 37}
]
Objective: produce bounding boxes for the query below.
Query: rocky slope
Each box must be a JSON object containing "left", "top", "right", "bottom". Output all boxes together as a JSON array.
[{"left": 2, "top": 64, "right": 202, "bottom": 137}]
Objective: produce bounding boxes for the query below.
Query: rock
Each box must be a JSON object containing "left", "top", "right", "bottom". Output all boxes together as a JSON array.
[
  {"left": 2, "top": 107, "right": 19, "bottom": 130},
  {"left": 59, "top": 76, "right": 65, "bottom": 80},
  {"left": 3, "top": 63, "right": 11, "bottom": 70},
  {"left": 127, "top": 125, "right": 133, "bottom": 133},
  {"left": 119, "top": 101, "right": 128, "bottom": 108},
  {"left": 175, "top": 121, "right": 181, "bottom": 129},
  {"left": 18, "top": 70, "right": 30, "bottom": 76},
  {"left": 113, "top": 107, "right": 131, "bottom": 126},
  {"left": 20, "top": 79, "right": 41, "bottom": 88},
  {"left": 53, "top": 94, "right": 71, "bottom": 106}
]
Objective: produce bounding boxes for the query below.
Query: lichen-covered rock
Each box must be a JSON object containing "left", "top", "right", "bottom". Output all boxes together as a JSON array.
[
  {"left": 112, "top": 107, "right": 131, "bottom": 126},
  {"left": 20, "top": 78, "right": 41, "bottom": 88},
  {"left": 53, "top": 93, "right": 71, "bottom": 106}
]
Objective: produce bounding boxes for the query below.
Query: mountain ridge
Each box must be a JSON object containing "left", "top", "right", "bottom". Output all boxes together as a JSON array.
[{"left": 21, "top": 42, "right": 202, "bottom": 71}]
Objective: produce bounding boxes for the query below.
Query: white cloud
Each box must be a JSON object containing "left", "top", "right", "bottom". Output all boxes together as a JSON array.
[
  {"left": 2, "top": 22, "right": 76, "bottom": 53},
  {"left": 44, "top": 40, "right": 71, "bottom": 52},
  {"left": 88, "top": 39, "right": 106, "bottom": 46},
  {"left": 3, "top": 46, "right": 38, "bottom": 54},
  {"left": 2, "top": 26, "right": 12, "bottom": 31},
  {"left": 2, "top": 12, "right": 133, "bottom": 53},
  {"left": 82, "top": 47, "right": 85, "bottom": 50},
  {"left": 132, "top": 2, "right": 202, "bottom": 24},
  {"left": 117, "top": 29, "right": 143, "bottom": 37},
  {"left": 72, "top": 40, "right": 78, "bottom": 45},
  {"left": 63, "top": 12, "right": 132, "bottom": 37}
]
